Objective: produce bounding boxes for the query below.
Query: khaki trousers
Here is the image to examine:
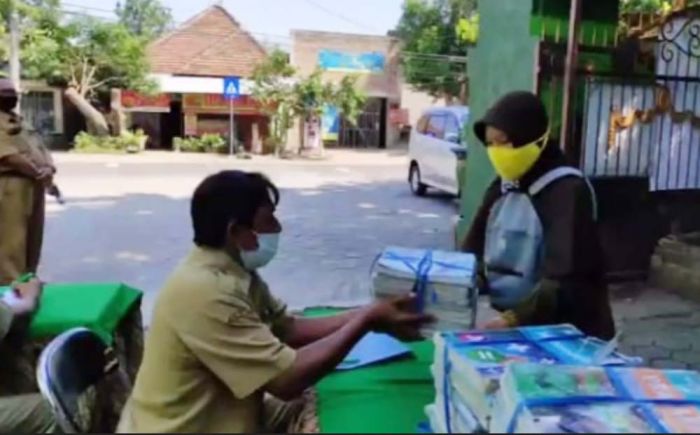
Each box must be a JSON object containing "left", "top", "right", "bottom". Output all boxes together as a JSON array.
[
  {"left": 0, "top": 176, "right": 44, "bottom": 286},
  {"left": 0, "top": 394, "right": 58, "bottom": 433}
]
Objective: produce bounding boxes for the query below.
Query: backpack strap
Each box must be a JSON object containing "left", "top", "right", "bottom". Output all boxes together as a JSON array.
[{"left": 528, "top": 167, "right": 598, "bottom": 221}]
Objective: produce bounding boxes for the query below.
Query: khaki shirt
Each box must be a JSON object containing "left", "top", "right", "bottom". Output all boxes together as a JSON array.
[
  {"left": 0, "top": 302, "right": 13, "bottom": 341},
  {"left": 118, "top": 247, "right": 296, "bottom": 433},
  {"left": 0, "top": 112, "right": 53, "bottom": 173}
]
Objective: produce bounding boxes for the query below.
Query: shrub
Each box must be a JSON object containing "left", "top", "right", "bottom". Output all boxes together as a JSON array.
[
  {"left": 73, "top": 131, "right": 147, "bottom": 154},
  {"left": 174, "top": 134, "right": 228, "bottom": 153}
]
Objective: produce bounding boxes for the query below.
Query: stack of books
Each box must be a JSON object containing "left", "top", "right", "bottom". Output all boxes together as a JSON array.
[
  {"left": 372, "top": 247, "right": 478, "bottom": 335},
  {"left": 428, "top": 325, "right": 641, "bottom": 433},
  {"left": 492, "top": 363, "right": 700, "bottom": 433}
]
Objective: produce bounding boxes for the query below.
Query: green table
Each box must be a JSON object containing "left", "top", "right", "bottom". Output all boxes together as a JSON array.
[
  {"left": 0, "top": 282, "right": 144, "bottom": 432},
  {"left": 1, "top": 282, "right": 142, "bottom": 343},
  {"left": 304, "top": 308, "right": 435, "bottom": 434}
]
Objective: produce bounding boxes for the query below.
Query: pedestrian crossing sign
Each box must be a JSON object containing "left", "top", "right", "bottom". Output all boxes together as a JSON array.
[{"left": 223, "top": 76, "right": 241, "bottom": 100}]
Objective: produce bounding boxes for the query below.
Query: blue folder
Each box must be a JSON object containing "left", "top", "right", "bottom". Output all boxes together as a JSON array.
[{"left": 336, "top": 332, "right": 412, "bottom": 371}]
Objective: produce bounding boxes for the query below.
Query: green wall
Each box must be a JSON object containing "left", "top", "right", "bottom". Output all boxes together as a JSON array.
[{"left": 457, "top": 0, "right": 539, "bottom": 243}]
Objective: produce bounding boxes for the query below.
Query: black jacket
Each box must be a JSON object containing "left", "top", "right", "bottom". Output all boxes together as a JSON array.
[{"left": 463, "top": 145, "right": 615, "bottom": 340}]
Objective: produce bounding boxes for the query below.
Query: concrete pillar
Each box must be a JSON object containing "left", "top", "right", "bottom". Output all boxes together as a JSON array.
[
  {"left": 458, "top": 0, "right": 539, "bottom": 243},
  {"left": 252, "top": 122, "right": 262, "bottom": 154},
  {"left": 285, "top": 117, "right": 302, "bottom": 155},
  {"left": 110, "top": 88, "right": 127, "bottom": 136}
]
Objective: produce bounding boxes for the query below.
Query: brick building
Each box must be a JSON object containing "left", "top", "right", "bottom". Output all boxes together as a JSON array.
[
  {"left": 290, "top": 30, "right": 403, "bottom": 149},
  {"left": 121, "top": 5, "right": 269, "bottom": 150}
]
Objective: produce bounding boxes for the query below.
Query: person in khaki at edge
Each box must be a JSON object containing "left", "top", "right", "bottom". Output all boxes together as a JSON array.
[
  {"left": 0, "top": 78, "right": 56, "bottom": 286},
  {"left": 0, "top": 278, "right": 58, "bottom": 433},
  {"left": 118, "top": 170, "right": 433, "bottom": 433}
]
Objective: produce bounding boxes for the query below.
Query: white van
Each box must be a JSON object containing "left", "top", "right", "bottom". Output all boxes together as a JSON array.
[{"left": 408, "top": 106, "right": 469, "bottom": 197}]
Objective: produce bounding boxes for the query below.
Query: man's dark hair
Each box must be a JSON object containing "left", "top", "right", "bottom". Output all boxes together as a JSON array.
[{"left": 191, "top": 170, "right": 280, "bottom": 248}]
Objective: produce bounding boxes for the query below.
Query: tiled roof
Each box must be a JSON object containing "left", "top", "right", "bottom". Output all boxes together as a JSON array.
[{"left": 147, "top": 5, "right": 267, "bottom": 78}]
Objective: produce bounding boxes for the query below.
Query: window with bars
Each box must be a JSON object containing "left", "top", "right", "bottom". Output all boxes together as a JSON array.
[{"left": 21, "top": 91, "right": 56, "bottom": 135}]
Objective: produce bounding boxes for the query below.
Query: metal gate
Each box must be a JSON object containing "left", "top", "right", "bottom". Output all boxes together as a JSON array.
[
  {"left": 337, "top": 98, "right": 386, "bottom": 148},
  {"left": 539, "top": 11, "right": 700, "bottom": 191}
]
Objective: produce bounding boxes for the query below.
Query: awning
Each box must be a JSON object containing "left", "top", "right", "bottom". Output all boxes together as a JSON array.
[
  {"left": 150, "top": 74, "right": 255, "bottom": 95},
  {"left": 531, "top": 0, "right": 620, "bottom": 47}
]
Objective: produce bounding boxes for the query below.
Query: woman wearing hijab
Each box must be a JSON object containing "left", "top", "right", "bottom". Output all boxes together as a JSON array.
[{"left": 463, "top": 91, "right": 615, "bottom": 340}]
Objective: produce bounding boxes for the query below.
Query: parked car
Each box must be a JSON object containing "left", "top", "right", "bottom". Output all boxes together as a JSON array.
[{"left": 408, "top": 106, "right": 469, "bottom": 197}]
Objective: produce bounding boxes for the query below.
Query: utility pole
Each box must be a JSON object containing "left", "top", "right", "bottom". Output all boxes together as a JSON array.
[
  {"left": 7, "top": 0, "right": 21, "bottom": 108},
  {"left": 560, "top": 0, "right": 583, "bottom": 156}
]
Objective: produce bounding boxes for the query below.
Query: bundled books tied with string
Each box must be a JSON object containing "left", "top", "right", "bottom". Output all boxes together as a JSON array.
[
  {"left": 430, "top": 325, "right": 642, "bottom": 433},
  {"left": 492, "top": 363, "right": 700, "bottom": 433},
  {"left": 371, "top": 247, "right": 478, "bottom": 336}
]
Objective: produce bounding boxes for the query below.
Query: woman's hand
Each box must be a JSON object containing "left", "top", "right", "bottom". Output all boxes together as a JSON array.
[{"left": 481, "top": 316, "right": 510, "bottom": 330}]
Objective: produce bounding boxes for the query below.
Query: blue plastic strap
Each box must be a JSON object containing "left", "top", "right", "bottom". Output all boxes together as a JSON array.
[
  {"left": 443, "top": 345, "right": 453, "bottom": 434},
  {"left": 382, "top": 250, "right": 474, "bottom": 313},
  {"left": 416, "top": 421, "right": 433, "bottom": 434}
]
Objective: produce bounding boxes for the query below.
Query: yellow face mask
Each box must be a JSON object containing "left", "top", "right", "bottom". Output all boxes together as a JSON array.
[{"left": 486, "top": 131, "right": 550, "bottom": 182}]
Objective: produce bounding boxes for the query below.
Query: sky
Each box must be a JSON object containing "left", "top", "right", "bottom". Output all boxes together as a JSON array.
[{"left": 60, "top": 0, "right": 404, "bottom": 48}]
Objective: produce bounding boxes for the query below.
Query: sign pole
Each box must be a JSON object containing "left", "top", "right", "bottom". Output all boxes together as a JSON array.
[
  {"left": 224, "top": 76, "right": 240, "bottom": 156},
  {"left": 229, "top": 97, "right": 235, "bottom": 156}
]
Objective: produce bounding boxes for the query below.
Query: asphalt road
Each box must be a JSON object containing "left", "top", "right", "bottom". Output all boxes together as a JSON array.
[{"left": 42, "top": 153, "right": 459, "bottom": 322}]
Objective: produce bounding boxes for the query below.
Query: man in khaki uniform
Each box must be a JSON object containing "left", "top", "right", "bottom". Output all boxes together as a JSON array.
[
  {"left": 0, "top": 79, "right": 55, "bottom": 285},
  {"left": 0, "top": 278, "right": 58, "bottom": 433},
  {"left": 119, "top": 171, "right": 431, "bottom": 433}
]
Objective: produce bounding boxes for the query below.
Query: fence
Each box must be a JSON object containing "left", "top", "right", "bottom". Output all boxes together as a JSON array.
[{"left": 548, "top": 13, "right": 700, "bottom": 192}]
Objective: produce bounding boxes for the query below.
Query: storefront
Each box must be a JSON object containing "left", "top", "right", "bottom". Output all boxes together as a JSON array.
[
  {"left": 292, "top": 30, "right": 403, "bottom": 149},
  {"left": 119, "top": 5, "right": 271, "bottom": 151},
  {"left": 182, "top": 93, "right": 268, "bottom": 150}
]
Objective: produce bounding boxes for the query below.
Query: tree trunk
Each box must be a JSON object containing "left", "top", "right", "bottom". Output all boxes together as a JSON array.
[{"left": 64, "top": 87, "right": 110, "bottom": 137}]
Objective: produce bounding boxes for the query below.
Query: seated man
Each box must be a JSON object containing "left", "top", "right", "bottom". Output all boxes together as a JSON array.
[
  {"left": 118, "top": 171, "right": 432, "bottom": 433},
  {"left": 0, "top": 278, "right": 58, "bottom": 433}
]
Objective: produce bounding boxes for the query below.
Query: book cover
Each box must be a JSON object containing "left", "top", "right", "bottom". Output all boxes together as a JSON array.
[
  {"left": 529, "top": 403, "right": 658, "bottom": 433},
  {"left": 509, "top": 364, "right": 617, "bottom": 400}
]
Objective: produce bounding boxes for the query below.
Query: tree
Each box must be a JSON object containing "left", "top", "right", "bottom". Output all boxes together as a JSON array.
[
  {"left": 394, "top": 0, "right": 476, "bottom": 103},
  {"left": 61, "top": 18, "right": 156, "bottom": 135},
  {"left": 116, "top": 0, "right": 174, "bottom": 41},
  {"left": 252, "top": 49, "right": 296, "bottom": 150},
  {"left": 10, "top": 7, "right": 155, "bottom": 136},
  {"left": 252, "top": 49, "right": 366, "bottom": 155},
  {"left": 0, "top": 0, "right": 63, "bottom": 77}
]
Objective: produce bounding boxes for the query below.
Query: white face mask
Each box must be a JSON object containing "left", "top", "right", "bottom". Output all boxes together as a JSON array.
[{"left": 240, "top": 232, "right": 279, "bottom": 270}]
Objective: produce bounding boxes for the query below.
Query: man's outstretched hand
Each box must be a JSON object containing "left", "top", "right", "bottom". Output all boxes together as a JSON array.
[{"left": 367, "top": 295, "right": 434, "bottom": 341}]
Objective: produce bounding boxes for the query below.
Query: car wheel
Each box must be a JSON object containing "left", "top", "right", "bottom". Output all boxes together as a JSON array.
[{"left": 409, "top": 163, "right": 428, "bottom": 196}]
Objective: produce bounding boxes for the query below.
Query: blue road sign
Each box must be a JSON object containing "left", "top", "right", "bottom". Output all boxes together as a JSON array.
[{"left": 223, "top": 76, "right": 241, "bottom": 100}]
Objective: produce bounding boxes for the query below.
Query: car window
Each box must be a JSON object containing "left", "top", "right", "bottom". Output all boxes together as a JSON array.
[
  {"left": 426, "top": 115, "right": 446, "bottom": 139},
  {"left": 444, "top": 115, "right": 461, "bottom": 142},
  {"left": 416, "top": 115, "right": 430, "bottom": 134}
]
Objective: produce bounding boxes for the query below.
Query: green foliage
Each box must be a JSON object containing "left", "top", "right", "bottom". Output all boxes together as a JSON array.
[
  {"left": 252, "top": 49, "right": 297, "bottom": 149},
  {"left": 61, "top": 17, "right": 156, "bottom": 97},
  {"left": 73, "top": 130, "right": 146, "bottom": 153},
  {"left": 0, "top": 0, "right": 64, "bottom": 79},
  {"left": 620, "top": 0, "right": 672, "bottom": 13},
  {"left": 0, "top": 3, "right": 154, "bottom": 98},
  {"left": 252, "top": 49, "right": 366, "bottom": 152},
  {"left": 174, "top": 134, "right": 227, "bottom": 154},
  {"left": 395, "top": 0, "right": 475, "bottom": 101},
  {"left": 292, "top": 70, "right": 335, "bottom": 118},
  {"left": 332, "top": 75, "right": 366, "bottom": 126},
  {"left": 116, "top": 0, "right": 174, "bottom": 41},
  {"left": 456, "top": 13, "right": 479, "bottom": 44}
]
